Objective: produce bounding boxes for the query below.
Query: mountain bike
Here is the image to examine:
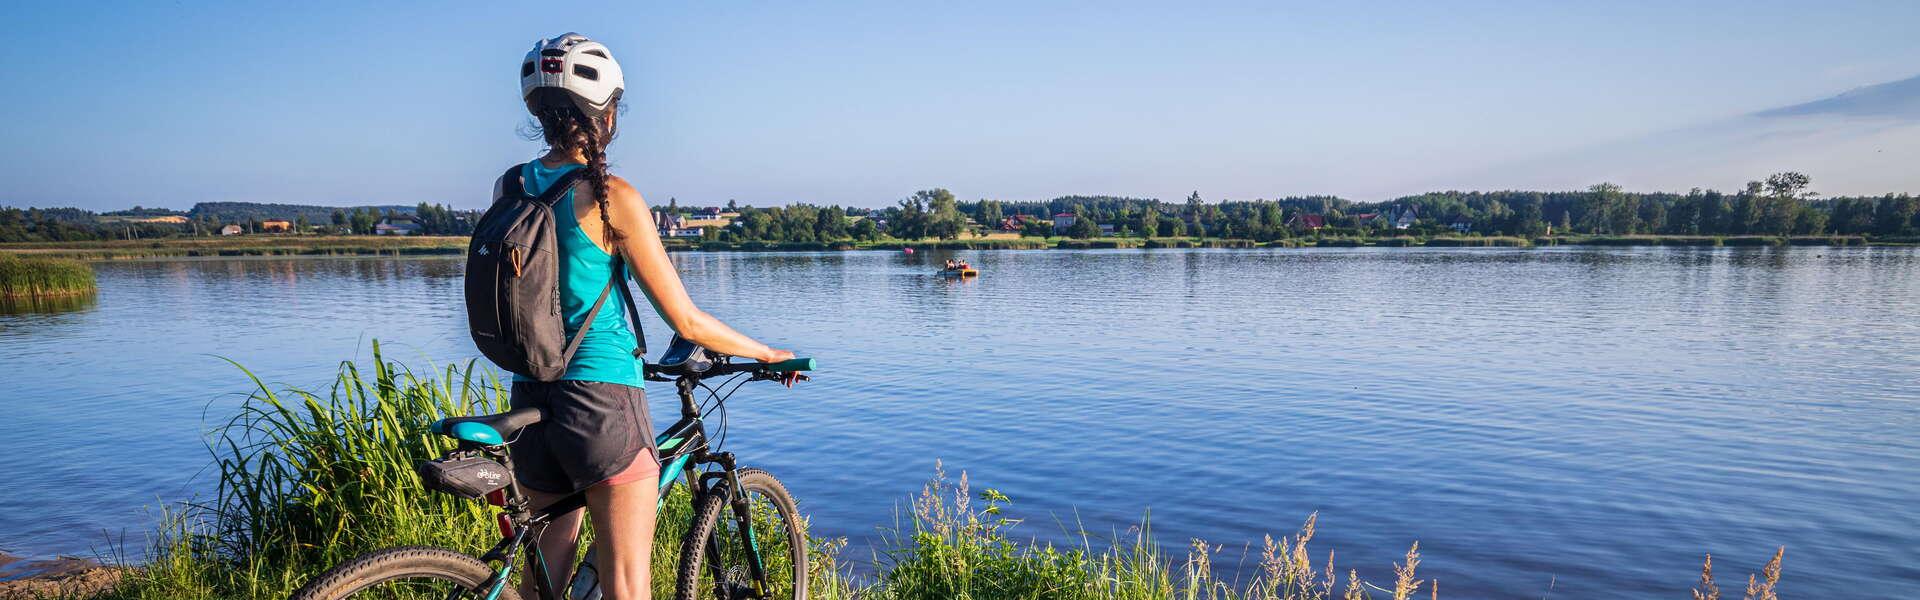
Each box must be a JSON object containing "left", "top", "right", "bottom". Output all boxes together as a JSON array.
[{"left": 290, "top": 336, "right": 816, "bottom": 600}]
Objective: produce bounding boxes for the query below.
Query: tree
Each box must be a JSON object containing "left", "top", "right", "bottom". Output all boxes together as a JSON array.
[
  {"left": 1022, "top": 218, "right": 1053, "bottom": 238},
  {"left": 1877, "top": 194, "right": 1919, "bottom": 235},
  {"left": 1137, "top": 206, "right": 1160, "bottom": 239},
  {"left": 914, "top": 189, "right": 965, "bottom": 240},
  {"left": 889, "top": 196, "right": 929, "bottom": 240},
  {"left": 1067, "top": 208, "right": 1099, "bottom": 239},
  {"left": 1161, "top": 217, "right": 1186, "bottom": 237},
  {"left": 976, "top": 200, "right": 1003, "bottom": 229},
  {"left": 852, "top": 217, "right": 882, "bottom": 241}
]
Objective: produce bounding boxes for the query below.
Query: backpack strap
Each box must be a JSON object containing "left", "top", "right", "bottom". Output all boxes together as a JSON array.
[
  {"left": 497, "top": 165, "right": 526, "bottom": 200},
  {"left": 560, "top": 259, "right": 648, "bottom": 365},
  {"left": 497, "top": 162, "right": 586, "bottom": 205},
  {"left": 618, "top": 261, "right": 647, "bottom": 357}
]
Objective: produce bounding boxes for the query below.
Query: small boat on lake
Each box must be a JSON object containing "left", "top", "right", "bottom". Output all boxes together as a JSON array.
[{"left": 937, "top": 267, "right": 979, "bottom": 278}]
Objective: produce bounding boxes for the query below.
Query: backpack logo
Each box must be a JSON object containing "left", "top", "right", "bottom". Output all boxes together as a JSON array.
[{"left": 477, "top": 246, "right": 491, "bottom": 256}]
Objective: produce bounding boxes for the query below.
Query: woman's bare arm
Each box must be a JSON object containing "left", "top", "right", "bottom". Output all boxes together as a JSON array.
[{"left": 593, "top": 176, "right": 793, "bottom": 363}]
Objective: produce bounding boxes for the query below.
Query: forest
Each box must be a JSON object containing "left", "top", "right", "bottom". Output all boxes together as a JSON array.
[
  {"left": 6, "top": 173, "right": 1918, "bottom": 244},
  {"left": 699, "top": 173, "right": 1919, "bottom": 244}
]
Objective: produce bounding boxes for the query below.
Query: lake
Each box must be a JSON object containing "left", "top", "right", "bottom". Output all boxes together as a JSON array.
[{"left": 2, "top": 247, "right": 1917, "bottom": 598}]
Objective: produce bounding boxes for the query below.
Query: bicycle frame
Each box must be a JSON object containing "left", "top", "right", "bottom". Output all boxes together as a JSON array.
[{"left": 468, "top": 374, "right": 768, "bottom": 600}]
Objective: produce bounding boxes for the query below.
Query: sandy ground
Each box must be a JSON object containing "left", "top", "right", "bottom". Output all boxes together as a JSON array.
[{"left": 0, "top": 553, "right": 126, "bottom": 599}]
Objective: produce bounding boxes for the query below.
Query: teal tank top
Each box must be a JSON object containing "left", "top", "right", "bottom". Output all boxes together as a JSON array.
[{"left": 511, "top": 160, "right": 644, "bottom": 388}]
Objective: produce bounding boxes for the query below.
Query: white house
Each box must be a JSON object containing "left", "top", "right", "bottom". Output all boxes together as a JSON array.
[
  {"left": 375, "top": 215, "right": 423, "bottom": 236},
  {"left": 1051, "top": 213, "right": 1077, "bottom": 234},
  {"left": 1392, "top": 207, "right": 1418, "bottom": 230}
]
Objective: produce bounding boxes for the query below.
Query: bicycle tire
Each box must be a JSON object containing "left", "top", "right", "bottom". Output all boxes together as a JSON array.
[
  {"left": 290, "top": 545, "right": 519, "bottom": 600},
  {"left": 673, "top": 468, "right": 808, "bottom": 600}
]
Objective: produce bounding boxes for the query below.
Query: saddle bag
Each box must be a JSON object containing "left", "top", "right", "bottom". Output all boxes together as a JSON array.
[{"left": 415, "top": 452, "right": 513, "bottom": 499}]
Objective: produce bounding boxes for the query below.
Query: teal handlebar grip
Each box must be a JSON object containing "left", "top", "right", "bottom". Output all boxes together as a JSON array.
[{"left": 766, "top": 357, "right": 816, "bottom": 372}]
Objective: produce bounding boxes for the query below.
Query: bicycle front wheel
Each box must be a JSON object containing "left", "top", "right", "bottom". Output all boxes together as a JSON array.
[
  {"left": 674, "top": 468, "right": 808, "bottom": 600},
  {"left": 290, "top": 546, "right": 517, "bottom": 600}
]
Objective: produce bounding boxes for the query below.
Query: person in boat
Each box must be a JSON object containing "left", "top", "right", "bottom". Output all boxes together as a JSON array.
[{"left": 944, "top": 259, "right": 957, "bottom": 271}]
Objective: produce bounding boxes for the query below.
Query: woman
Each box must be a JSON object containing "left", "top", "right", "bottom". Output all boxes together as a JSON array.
[{"left": 509, "top": 32, "right": 794, "bottom": 600}]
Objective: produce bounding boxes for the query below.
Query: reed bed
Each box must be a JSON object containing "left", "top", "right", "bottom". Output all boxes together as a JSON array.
[
  {"left": 0, "top": 253, "right": 95, "bottom": 297},
  {"left": 76, "top": 347, "right": 1786, "bottom": 600}
]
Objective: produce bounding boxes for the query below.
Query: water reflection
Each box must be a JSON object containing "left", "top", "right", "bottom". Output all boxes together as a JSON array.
[{"left": 0, "top": 292, "right": 97, "bottom": 316}]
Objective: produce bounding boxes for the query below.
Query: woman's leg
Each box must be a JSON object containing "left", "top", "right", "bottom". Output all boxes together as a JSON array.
[
  {"left": 587, "top": 456, "right": 661, "bottom": 600},
  {"left": 518, "top": 487, "right": 586, "bottom": 599}
]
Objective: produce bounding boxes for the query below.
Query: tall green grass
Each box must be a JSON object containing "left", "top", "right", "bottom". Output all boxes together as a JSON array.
[
  {"left": 83, "top": 347, "right": 1785, "bottom": 600},
  {"left": 0, "top": 253, "right": 95, "bottom": 298}
]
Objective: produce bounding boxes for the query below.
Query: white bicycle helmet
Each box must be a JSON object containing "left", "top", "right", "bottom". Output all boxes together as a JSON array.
[{"left": 520, "top": 33, "right": 625, "bottom": 116}]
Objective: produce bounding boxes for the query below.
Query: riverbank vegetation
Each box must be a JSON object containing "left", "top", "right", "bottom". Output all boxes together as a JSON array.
[
  {"left": 23, "top": 348, "right": 1785, "bottom": 600},
  {"left": 692, "top": 172, "right": 1917, "bottom": 247},
  {"left": 0, "top": 236, "right": 469, "bottom": 260},
  {"left": 0, "top": 254, "right": 94, "bottom": 297},
  {"left": 12, "top": 172, "right": 1918, "bottom": 250}
]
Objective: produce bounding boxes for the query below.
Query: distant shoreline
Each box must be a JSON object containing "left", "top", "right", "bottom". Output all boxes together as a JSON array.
[{"left": 3, "top": 233, "right": 1915, "bottom": 261}]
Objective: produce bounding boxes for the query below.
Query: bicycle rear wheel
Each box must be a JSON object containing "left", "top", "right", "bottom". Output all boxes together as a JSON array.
[
  {"left": 673, "top": 468, "right": 808, "bottom": 600},
  {"left": 290, "top": 546, "right": 517, "bottom": 600}
]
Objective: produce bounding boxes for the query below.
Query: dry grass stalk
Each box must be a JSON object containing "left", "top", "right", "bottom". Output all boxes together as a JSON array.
[
  {"left": 1693, "top": 554, "right": 1721, "bottom": 600},
  {"left": 1742, "top": 547, "right": 1784, "bottom": 600},
  {"left": 1392, "top": 541, "right": 1423, "bottom": 600}
]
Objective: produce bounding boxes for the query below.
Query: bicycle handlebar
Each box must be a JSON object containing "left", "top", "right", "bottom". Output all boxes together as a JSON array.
[{"left": 645, "top": 357, "right": 815, "bottom": 380}]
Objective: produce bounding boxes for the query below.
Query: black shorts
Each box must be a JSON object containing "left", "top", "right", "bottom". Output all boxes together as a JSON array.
[{"left": 507, "top": 380, "right": 657, "bottom": 495}]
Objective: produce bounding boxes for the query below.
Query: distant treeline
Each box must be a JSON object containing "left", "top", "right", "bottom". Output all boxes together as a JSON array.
[
  {"left": 9, "top": 172, "right": 1919, "bottom": 244},
  {"left": 681, "top": 172, "right": 1920, "bottom": 244},
  {"left": 0, "top": 202, "right": 475, "bottom": 242}
]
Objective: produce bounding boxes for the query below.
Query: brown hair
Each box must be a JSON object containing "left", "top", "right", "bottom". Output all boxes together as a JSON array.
[{"left": 528, "top": 89, "right": 624, "bottom": 244}]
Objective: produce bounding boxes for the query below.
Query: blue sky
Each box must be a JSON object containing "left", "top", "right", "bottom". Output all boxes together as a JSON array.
[{"left": 4, "top": 1, "right": 1919, "bottom": 210}]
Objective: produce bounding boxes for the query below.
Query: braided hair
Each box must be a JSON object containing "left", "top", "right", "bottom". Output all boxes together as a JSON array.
[{"left": 528, "top": 89, "right": 624, "bottom": 244}]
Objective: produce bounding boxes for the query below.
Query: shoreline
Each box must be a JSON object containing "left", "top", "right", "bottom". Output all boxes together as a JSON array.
[
  {"left": 0, "top": 553, "right": 124, "bottom": 600},
  {"left": 4, "top": 233, "right": 1914, "bottom": 261}
]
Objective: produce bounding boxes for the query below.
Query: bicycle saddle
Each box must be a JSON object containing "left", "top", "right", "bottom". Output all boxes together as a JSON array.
[{"left": 431, "top": 406, "right": 544, "bottom": 446}]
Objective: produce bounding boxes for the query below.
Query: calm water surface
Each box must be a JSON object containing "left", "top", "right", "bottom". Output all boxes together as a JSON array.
[{"left": 2, "top": 248, "right": 1917, "bottom": 598}]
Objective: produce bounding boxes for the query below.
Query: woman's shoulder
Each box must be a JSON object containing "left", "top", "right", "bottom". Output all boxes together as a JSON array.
[{"left": 602, "top": 174, "right": 645, "bottom": 207}]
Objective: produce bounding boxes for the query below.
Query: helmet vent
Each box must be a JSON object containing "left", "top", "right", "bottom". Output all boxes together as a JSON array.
[
  {"left": 583, "top": 50, "right": 609, "bottom": 58},
  {"left": 540, "top": 49, "right": 566, "bottom": 57},
  {"left": 520, "top": 62, "right": 535, "bottom": 77},
  {"left": 572, "top": 65, "right": 599, "bottom": 81}
]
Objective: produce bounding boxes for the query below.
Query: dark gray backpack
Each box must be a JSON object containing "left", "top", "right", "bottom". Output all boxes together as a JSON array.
[{"left": 465, "top": 164, "right": 643, "bottom": 381}]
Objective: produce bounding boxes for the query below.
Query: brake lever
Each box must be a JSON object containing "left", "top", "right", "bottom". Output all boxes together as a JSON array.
[{"left": 759, "top": 371, "right": 810, "bottom": 388}]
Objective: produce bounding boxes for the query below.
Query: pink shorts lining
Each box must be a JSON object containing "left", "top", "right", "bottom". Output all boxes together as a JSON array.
[{"left": 598, "top": 450, "right": 661, "bottom": 488}]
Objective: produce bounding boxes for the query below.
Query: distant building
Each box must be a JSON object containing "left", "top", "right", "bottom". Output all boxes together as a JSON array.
[
  {"left": 1098, "top": 223, "right": 1117, "bottom": 236},
  {"left": 219, "top": 224, "right": 244, "bottom": 236},
  {"left": 1287, "top": 213, "right": 1327, "bottom": 232},
  {"left": 1392, "top": 207, "right": 1418, "bottom": 230},
  {"left": 375, "top": 215, "right": 422, "bottom": 236},
  {"left": 1350, "top": 212, "right": 1383, "bottom": 228},
  {"left": 1051, "top": 213, "right": 1077, "bottom": 234},
  {"left": 261, "top": 219, "right": 293, "bottom": 233},
  {"left": 1449, "top": 218, "right": 1472, "bottom": 233},
  {"left": 653, "top": 210, "right": 705, "bottom": 238}
]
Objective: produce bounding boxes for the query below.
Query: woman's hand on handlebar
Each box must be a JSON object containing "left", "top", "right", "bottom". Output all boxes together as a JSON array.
[{"left": 759, "top": 347, "right": 796, "bottom": 363}]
